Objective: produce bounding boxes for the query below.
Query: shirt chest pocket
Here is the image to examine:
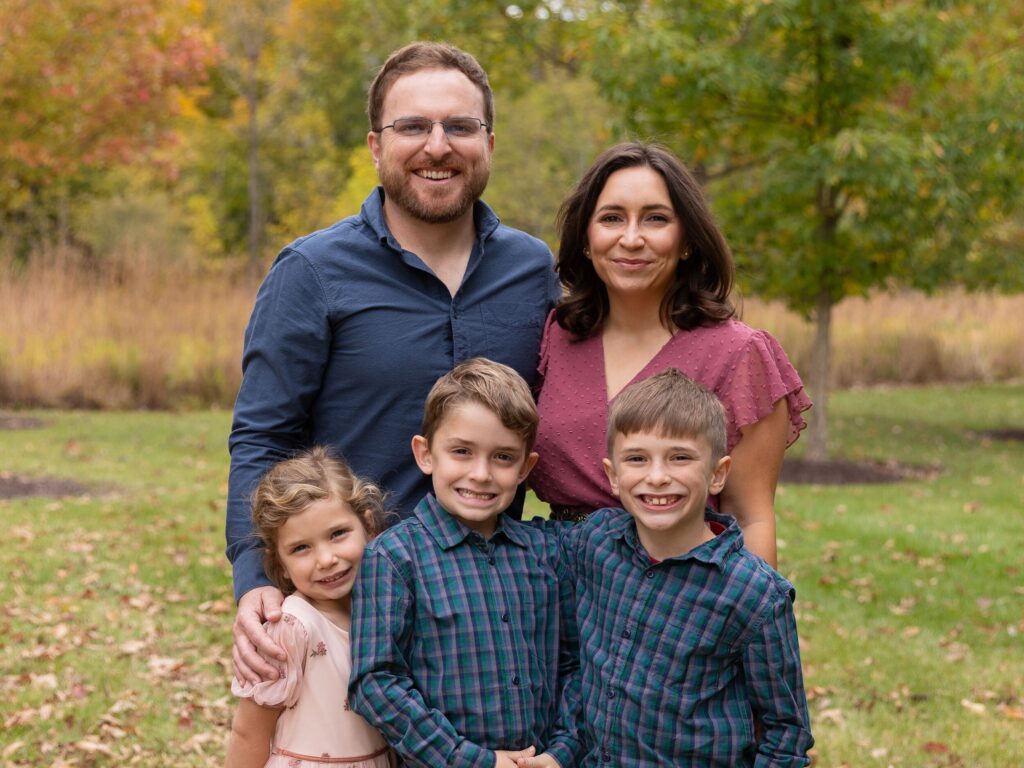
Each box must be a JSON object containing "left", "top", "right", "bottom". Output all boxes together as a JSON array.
[{"left": 480, "top": 303, "right": 545, "bottom": 376}]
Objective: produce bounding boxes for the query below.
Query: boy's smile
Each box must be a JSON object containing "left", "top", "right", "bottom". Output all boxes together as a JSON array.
[
  {"left": 412, "top": 401, "right": 538, "bottom": 538},
  {"left": 603, "top": 430, "right": 730, "bottom": 560}
]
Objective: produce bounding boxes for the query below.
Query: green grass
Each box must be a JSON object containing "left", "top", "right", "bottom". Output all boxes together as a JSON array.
[{"left": 1, "top": 384, "right": 1022, "bottom": 766}]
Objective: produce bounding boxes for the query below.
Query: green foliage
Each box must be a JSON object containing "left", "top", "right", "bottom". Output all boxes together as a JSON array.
[{"left": 581, "top": 0, "right": 1024, "bottom": 309}]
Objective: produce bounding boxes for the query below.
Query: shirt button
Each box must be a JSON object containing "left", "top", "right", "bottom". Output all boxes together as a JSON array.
[
  {"left": 606, "top": 688, "right": 615, "bottom": 699},
  {"left": 501, "top": 612, "right": 510, "bottom": 623},
  {"left": 645, "top": 569, "right": 655, "bottom": 579},
  {"left": 512, "top": 675, "right": 520, "bottom": 686},
  {"left": 622, "top": 629, "right": 631, "bottom": 639},
  {"left": 488, "top": 556, "right": 496, "bottom": 565},
  {"left": 601, "top": 750, "right": 611, "bottom": 762}
]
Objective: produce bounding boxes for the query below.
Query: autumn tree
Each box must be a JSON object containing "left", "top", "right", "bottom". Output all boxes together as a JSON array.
[
  {"left": 0, "top": 0, "right": 218, "bottom": 254},
  {"left": 580, "top": 0, "right": 1024, "bottom": 459}
]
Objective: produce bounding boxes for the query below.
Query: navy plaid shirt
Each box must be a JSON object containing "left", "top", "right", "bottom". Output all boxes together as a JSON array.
[
  {"left": 563, "top": 508, "right": 813, "bottom": 767},
  {"left": 349, "top": 494, "right": 581, "bottom": 768}
]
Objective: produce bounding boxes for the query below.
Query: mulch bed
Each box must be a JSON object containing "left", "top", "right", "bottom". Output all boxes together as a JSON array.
[
  {"left": 780, "top": 458, "right": 941, "bottom": 485},
  {"left": 0, "top": 473, "right": 92, "bottom": 499},
  {"left": 979, "top": 428, "right": 1024, "bottom": 442},
  {"left": 0, "top": 414, "right": 45, "bottom": 430}
]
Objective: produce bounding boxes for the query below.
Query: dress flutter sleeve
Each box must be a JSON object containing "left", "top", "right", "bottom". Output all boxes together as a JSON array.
[
  {"left": 230, "top": 612, "right": 309, "bottom": 709},
  {"left": 721, "top": 328, "right": 811, "bottom": 451},
  {"left": 535, "top": 309, "right": 558, "bottom": 389}
]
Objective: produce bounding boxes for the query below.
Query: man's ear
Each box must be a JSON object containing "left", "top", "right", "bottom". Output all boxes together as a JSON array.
[
  {"left": 709, "top": 455, "right": 732, "bottom": 496},
  {"left": 602, "top": 457, "right": 620, "bottom": 498},
  {"left": 518, "top": 451, "right": 540, "bottom": 483},
  {"left": 368, "top": 130, "right": 382, "bottom": 169},
  {"left": 411, "top": 435, "right": 433, "bottom": 475}
]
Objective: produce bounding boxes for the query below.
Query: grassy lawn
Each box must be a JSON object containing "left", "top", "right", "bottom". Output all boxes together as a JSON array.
[{"left": 1, "top": 383, "right": 1022, "bottom": 766}]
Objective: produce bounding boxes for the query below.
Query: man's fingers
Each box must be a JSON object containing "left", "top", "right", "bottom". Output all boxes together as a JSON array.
[
  {"left": 231, "top": 643, "right": 262, "bottom": 687},
  {"left": 261, "top": 590, "right": 283, "bottom": 622}
]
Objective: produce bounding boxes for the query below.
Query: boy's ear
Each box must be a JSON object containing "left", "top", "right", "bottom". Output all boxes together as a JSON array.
[
  {"left": 709, "top": 455, "right": 731, "bottom": 495},
  {"left": 602, "top": 457, "right": 620, "bottom": 498},
  {"left": 518, "top": 451, "right": 540, "bottom": 483},
  {"left": 411, "top": 435, "right": 433, "bottom": 475}
]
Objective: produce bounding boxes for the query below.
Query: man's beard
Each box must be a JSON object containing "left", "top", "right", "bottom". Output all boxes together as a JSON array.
[{"left": 379, "top": 161, "right": 490, "bottom": 224}]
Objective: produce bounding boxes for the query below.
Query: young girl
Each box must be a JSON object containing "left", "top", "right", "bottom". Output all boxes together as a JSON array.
[{"left": 226, "top": 447, "right": 393, "bottom": 768}]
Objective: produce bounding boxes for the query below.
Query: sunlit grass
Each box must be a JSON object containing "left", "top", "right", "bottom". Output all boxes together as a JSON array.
[{"left": 3, "top": 384, "right": 1023, "bottom": 765}]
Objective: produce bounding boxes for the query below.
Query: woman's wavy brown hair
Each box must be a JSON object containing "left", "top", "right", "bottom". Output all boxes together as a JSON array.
[
  {"left": 251, "top": 447, "right": 385, "bottom": 595},
  {"left": 555, "top": 141, "right": 735, "bottom": 339}
]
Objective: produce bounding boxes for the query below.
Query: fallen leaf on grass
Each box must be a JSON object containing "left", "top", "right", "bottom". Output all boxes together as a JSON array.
[
  {"left": 75, "top": 738, "right": 114, "bottom": 756},
  {"left": 999, "top": 704, "right": 1024, "bottom": 720},
  {"left": 960, "top": 698, "right": 986, "bottom": 715},
  {"left": 922, "top": 742, "right": 949, "bottom": 754},
  {"left": 197, "top": 599, "right": 232, "bottom": 614},
  {"left": 817, "top": 707, "right": 845, "bottom": 724},
  {"left": 31, "top": 672, "right": 58, "bottom": 689},
  {"left": 2, "top": 741, "right": 24, "bottom": 758},
  {"left": 147, "top": 656, "right": 185, "bottom": 677},
  {"left": 119, "top": 640, "right": 148, "bottom": 654}
]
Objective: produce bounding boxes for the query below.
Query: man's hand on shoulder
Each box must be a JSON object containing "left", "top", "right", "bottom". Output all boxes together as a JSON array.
[{"left": 232, "top": 586, "right": 286, "bottom": 685}]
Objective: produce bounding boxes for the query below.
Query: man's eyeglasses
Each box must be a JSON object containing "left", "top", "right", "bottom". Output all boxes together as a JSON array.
[{"left": 378, "top": 117, "right": 489, "bottom": 141}]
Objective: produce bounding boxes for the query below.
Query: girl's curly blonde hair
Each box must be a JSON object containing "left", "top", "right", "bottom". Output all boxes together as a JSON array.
[{"left": 251, "top": 447, "right": 385, "bottom": 595}]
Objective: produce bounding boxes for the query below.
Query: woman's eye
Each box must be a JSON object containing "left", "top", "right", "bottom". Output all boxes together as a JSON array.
[{"left": 331, "top": 528, "right": 349, "bottom": 539}]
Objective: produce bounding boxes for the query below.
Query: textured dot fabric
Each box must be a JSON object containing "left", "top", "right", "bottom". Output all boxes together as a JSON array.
[{"left": 530, "top": 313, "right": 812, "bottom": 512}]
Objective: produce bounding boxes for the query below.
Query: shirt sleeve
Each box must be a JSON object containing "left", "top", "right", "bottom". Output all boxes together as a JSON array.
[
  {"left": 230, "top": 612, "right": 309, "bottom": 708},
  {"left": 543, "top": 524, "right": 584, "bottom": 767},
  {"left": 349, "top": 546, "right": 495, "bottom": 768},
  {"left": 225, "top": 250, "right": 332, "bottom": 602},
  {"left": 742, "top": 588, "right": 814, "bottom": 768},
  {"left": 721, "top": 328, "right": 812, "bottom": 452}
]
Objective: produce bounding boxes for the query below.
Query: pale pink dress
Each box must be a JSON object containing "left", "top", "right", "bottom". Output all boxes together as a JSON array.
[
  {"left": 231, "top": 594, "right": 393, "bottom": 768},
  {"left": 531, "top": 314, "right": 812, "bottom": 514}
]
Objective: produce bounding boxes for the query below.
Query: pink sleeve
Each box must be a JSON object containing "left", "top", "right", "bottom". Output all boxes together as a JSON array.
[
  {"left": 721, "top": 330, "right": 811, "bottom": 451},
  {"left": 230, "top": 612, "right": 308, "bottom": 708}
]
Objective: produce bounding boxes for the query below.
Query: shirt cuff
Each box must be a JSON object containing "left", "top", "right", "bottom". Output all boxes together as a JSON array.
[
  {"left": 232, "top": 546, "right": 274, "bottom": 603},
  {"left": 449, "top": 740, "right": 495, "bottom": 768},
  {"left": 545, "top": 739, "right": 579, "bottom": 768}
]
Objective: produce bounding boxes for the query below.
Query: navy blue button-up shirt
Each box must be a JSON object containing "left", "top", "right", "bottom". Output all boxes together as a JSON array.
[
  {"left": 564, "top": 508, "right": 813, "bottom": 767},
  {"left": 226, "top": 189, "right": 559, "bottom": 600},
  {"left": 349, "top": 494, "right": 582, "bottom": 768}
]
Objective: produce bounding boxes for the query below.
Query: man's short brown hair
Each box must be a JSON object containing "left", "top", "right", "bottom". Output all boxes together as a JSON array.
[
  {"left": 607, "top": 369, "right": 727, "bottom": 461},
  {"left": 421, "top": 358, "right": 537, "bottom": 451},
  {"left": 367, "top": 42, "right": 494, "bottom": 132}
]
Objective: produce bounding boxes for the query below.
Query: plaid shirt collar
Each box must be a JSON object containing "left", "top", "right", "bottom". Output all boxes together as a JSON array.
[
  {"left": 415, "top": 493, "right": 531, "bottom": 551},
  {"left": 609, "top": 508, "right": 744, "bottom": 570}
]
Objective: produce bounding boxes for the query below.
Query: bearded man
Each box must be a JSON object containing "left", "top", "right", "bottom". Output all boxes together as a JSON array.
[{"left": 225, "top": 42, "right": 559, "bottom": 684}]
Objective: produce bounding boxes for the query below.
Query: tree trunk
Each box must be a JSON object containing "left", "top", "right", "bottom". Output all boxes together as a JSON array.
[{"left": 806, "top": 289, "right": 833, "bottom": 460}]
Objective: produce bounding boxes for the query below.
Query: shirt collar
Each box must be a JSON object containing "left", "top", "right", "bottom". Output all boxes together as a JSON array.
[
  {"left": 361, "top": 187, "right": 501, "bottom": 249},
  {"left": 414, "top": 493, "right": 527, "bottom": 551},
  {"left": 614, "top": 508, "right": 744, "bottom": 570}
]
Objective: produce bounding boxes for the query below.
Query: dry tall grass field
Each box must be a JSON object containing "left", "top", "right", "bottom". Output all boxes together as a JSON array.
[{"left": 1, "top": 250, "right": 1021, "bottom": 409}]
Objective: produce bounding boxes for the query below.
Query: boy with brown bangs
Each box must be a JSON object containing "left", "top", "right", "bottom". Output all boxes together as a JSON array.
[
  {"left": 350, "top": 358, "right": 581, "bottom": 768},
  {"left": 522, "top": 368, "right": 813, "bottom": 767}
]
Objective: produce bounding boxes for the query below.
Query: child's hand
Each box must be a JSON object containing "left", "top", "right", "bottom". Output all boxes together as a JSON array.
[
  {"left": 515, "top": 752, "right": 561, "bottom": 768},
  {"left": 493, "top": 746, "right": 536, "bottom": 767}
]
